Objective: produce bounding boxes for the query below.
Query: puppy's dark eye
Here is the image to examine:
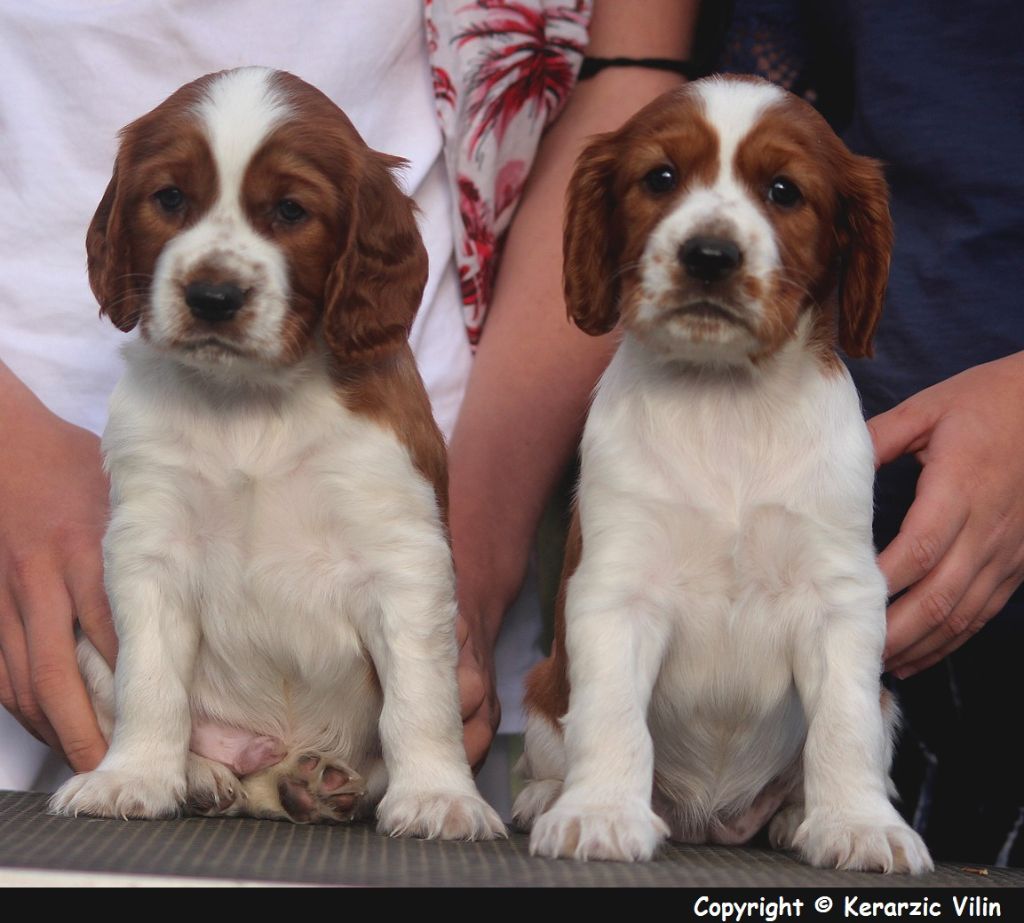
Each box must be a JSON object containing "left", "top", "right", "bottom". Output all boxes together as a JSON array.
[
  {"left": 154, "top": 186, "right": 185, "bottom": 212},
  {"left": 643, "top": 165, "right": 677, "bottom": 195},
  {"left": 767, "top": 176, "right": 802, "bottom": 208},
  {"left": 276, "top": 199, "right": 306, "bottom": 223}
]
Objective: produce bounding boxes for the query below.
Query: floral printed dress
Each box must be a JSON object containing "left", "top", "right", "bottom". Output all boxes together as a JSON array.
[{"left": 426, "top": 0, "right": 591, "bottom": 345}]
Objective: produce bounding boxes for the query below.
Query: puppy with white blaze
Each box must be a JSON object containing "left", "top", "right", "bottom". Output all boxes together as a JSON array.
[
  {"left": 49, "top": 67, "right": 503, "bottom": 840},
  {"left": 512, "top": 76, "right": 933, "bottom": 872}
]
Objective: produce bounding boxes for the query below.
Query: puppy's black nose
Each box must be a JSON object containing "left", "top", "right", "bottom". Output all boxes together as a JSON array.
[
  {"left": 679, "top": 237, "right": 742, "bottom": 283},
  {"left": 185, "top": 281, "right": 245, "bottom": 322}
]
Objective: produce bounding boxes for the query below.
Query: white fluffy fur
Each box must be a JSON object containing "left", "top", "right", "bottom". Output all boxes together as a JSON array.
[
  {"left": 50, "top": 68, "right": 502, "bottom": 840},
  {"left": 515, "top": 79, "right": 932, "bottom": 872}
]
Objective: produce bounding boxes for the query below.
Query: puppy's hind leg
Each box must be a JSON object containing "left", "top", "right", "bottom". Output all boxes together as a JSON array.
[
  {"left": 768, "top": 793, "right": 806, "bottom": 852},
  {"left": 186, "top": 754, "right": 244, "bottom": 817},
  {"left": 186, "top": 720, "right": 288, "bottom": 816},
  {"left": 511, "top": 712, "right": 565, "bottom": 832},
  {"left": 76, "top": 637, "right": 115, "bottom": 741}
]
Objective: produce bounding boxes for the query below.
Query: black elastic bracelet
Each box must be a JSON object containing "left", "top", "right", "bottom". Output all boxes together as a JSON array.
[{"left": 578, "top": 56, "right": 696, "bottom": 81}]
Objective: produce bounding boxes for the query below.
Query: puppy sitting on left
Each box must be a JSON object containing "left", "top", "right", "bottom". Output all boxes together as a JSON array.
[{"left": 49, "top": 67, "right": 503, "bottom": 840}]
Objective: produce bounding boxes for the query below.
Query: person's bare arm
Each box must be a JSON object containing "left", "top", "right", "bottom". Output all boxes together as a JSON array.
[
  {"left": 451, "top": 0, "right": 701, "bottom": 767},
  {"left": 868, "top": 351, "right": 1024, "bottom": 678},
  {"left": 0, "top": 359, "right": 117, "bottom": 770}
]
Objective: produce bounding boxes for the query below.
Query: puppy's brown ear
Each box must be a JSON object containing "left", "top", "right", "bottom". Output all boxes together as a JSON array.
[
  {"left": 324, "top": 153, "right": 428, "bottom": 363},
  {"left": 563, "top": 134, "right": 622, "bottom": 336},
  {"left": 87, "top": 160, "right": 140, "bottom": 332},
  {"left": 836, "top": 154, "right": 893, "bottom": 358}
]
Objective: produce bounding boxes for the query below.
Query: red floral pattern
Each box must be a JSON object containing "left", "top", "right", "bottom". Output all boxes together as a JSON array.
[{"left": 426, "top": 0, "right": 591, "bottom": 344}]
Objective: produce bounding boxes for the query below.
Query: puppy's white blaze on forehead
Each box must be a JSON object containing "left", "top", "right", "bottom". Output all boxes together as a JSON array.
[
  {"left": 693, "top": 77, "right": 786, "bottom": 185},
  {"left": 195, "top": 67, "right": 292, "bottom": 205}
]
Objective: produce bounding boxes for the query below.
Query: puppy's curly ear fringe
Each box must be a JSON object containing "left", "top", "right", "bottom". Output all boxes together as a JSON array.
[
  {"left": 563, "top": 137, "right": 622, "bottom": 337},
  {"left": 837, "top": 154, "right": 893, "bottom": 359},
  {"left": 324, "top": 153, "right": 428, "bottom": 365},
  {"left": 87, "top": 162, "right": 141, "bottom": 333}
]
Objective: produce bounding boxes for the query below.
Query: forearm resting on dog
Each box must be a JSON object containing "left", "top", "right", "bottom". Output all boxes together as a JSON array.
[
  {"left": 451, "top": 0, "right": 699, "bottom": 770},
  {"left": 871, "top": 350, "right": 1024, "bottom": 678}
]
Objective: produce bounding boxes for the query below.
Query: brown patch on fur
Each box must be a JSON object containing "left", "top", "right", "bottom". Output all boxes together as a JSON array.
[
  {"left": 735, "top": 89, "right": 892, "bottom": 362},
  {"left": 805, "top": 296, "right": 846, "bottom": 374},
  {"left": 241, "top": 128, "right": 353, "bottom": 363},
  {"left": 333, "top": 344, "right": 449, "bottom": 525},
  {"left": 524, "top": 505, "right": 583, "bottom": 722},
  {"left": 239, "top": 73, "right": 427, "bottom": 367},
  {"left": 564, "top": 85, "right": 719, "bottom": 336},
  {"left": 87, "top": 74, "right": 220, "bottom": 331},
  {"left": 322, "top": 148, "right": 427, "bottom": 364},
  {"left": 245, "top": 74, "right": 441, "bottom": 514}
]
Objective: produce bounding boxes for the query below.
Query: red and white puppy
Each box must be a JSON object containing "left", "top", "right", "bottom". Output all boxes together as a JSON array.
[
  {"left": 513, "top": 76, "right": 932, "bottom": 872},
  {"left": 50, "top": 67, "right": 503, "bottom": 839}
]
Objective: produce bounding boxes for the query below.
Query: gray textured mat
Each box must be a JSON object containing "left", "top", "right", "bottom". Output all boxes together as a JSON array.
[{"left": 2, "top": 791, "right": 1021, "bottom": 887}]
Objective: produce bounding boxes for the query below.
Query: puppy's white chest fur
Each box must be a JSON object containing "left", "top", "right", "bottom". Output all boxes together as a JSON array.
[
  {"left": 573, "top": 334, "right": 882, "bottom": 833},
  {"left": 103, "top": 343, "right": 436, "bottom": 760}
]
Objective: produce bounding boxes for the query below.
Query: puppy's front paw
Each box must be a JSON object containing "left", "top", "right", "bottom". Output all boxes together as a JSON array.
[
  {"left": 377, "top": 788, "right": 506, "bottom": 841},
  {"left": 50, "top": 770, "right": 183, "bottom": 819},
  {"left": 530, "top": 796, "right": 668, "bottom": 861},
  {"left": 794, "top": 807, "right": 934, "bottom": 874}
]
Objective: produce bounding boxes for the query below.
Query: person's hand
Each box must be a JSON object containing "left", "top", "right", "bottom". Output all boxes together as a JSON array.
[
  {"left": 0, "top": 367, "right": 117, "bottom": 770},
  {"left": 869, "top": 352, "right": 1024, "bottom": 678},
  {"left": 456, "top": 610, "right": 500, "bottom": 772}
]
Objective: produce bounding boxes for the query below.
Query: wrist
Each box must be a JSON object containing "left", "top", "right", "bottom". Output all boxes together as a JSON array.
[
  {"left": 578, "top": 56, "right": 694, "bottom": 82},
  {"left": 456, "top": 567, "right": 522, "bottom": 655},
  {"left": 571, "top": 64, "right": 686, "bottom": 104}
]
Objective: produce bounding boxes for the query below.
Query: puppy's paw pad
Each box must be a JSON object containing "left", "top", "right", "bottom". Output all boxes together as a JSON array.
[
  {"left": 511, "top": 779, "right": 563, "bottom": 832},
  {"left": 186, "top": 756, "right": 240, "bottom": 816},
  {"left": 50, "top": 770, "right": 182, "bottom": 819},
  {"left": 377, "top": 790, "right": 506, "bottom": 841},
  {"left": 277, "top": 752, "right": 366, "bottom": 824},
  {"left": 795, "top": 811, "right": 934, "bottom": 874},
  {"left": 529, "top": 799, "right": 668, "bottom": 861}
]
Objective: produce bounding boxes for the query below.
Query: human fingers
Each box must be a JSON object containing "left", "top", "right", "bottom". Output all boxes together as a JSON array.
[
  {"left": 65, "top": 545, "right": 117, "bottom": 670},
  {"left": 876, "top": 461, "right": 968, "bottom": 599},
  {"left": 866, "top": 399, "right": 936, "bottom": 470},
  {"left": 0, "top": 586, "right": 61, "bottom": 751},
  {"left": 889, "top": 572, "right": 1017, "bottom": 678},
  {"left": 14, "top": 557, "right": 106, "bottom": 770},
  {"left": 882, "top": 513, "right": 988, "bottom": 664}
]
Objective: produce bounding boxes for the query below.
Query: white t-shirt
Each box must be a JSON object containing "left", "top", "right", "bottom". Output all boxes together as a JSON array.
[{"left": 0, "top": 0, "right": 487, "bottom": 790}]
